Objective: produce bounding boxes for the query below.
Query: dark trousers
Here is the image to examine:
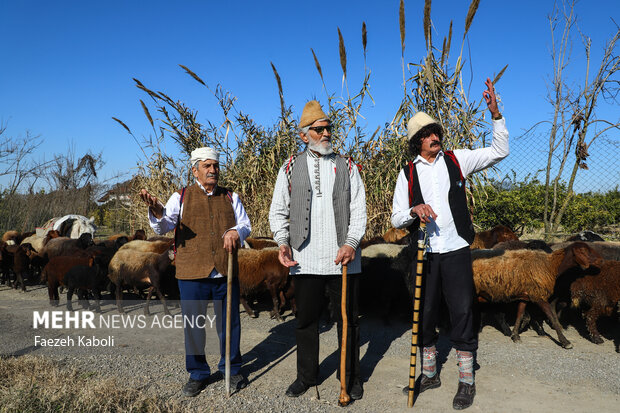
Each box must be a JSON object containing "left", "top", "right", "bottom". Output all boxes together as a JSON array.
[
  {"left": 419, "top": 246, "right": 478, "bottom": 352},
  {"left": 178, "top": 277, "right": 242, "bottom": 381},
  {"left": 293, "top": 274, "right": 360, "bottom": 386}
]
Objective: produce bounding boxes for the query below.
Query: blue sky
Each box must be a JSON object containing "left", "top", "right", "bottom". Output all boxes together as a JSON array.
[{"left": 1, "top": 0, "right": 618, "bottom": 192}]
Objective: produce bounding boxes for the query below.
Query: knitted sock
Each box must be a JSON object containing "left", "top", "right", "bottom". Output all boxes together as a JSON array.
[
  {"left": 422, "top": 346, "right": 437, "bottom": 378},
  {"left": 456, "top": 350, "right": 474, "bottom": 384}
]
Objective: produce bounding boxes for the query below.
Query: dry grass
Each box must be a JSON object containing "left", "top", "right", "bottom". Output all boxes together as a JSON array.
[
  {"left": 112, "top": 0, "right": 508, "bottom": 239},
  {"left": 0, "top": 356, "right": 185, "bottom": 413}
]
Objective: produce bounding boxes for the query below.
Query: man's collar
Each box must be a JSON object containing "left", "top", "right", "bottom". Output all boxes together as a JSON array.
[
  {"left": 196, "top": 181, "right": 216, "bottom": 195},
  {"left": 414, "top": 150, "right": 444, "bottom": 165}
]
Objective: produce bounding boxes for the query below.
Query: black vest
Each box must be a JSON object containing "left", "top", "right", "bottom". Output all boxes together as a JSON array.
[{"left": 404, "top": 150, "right": 475, "bottom": 244}]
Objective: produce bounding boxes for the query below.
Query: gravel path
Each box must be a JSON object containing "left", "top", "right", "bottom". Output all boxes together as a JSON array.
[{"left": 1, "top": 282, "right": 619, "bottom": 412}]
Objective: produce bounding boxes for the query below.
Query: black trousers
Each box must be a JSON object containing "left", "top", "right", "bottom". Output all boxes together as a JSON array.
[
  {"left": 419, "top": 246, "right": 478, "bottom": 352},
  {"left": 293, "top": 274, "right": 360, "bottom": 386}
]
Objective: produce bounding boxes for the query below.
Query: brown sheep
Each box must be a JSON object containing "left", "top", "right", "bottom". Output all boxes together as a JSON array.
[
  {"left": 108, "top": 229, "right": 147, "bottom": 242},
  {"left": 551, "top": 241, "right": 620, "bottom": 261},
  {"left": 570, "top": 260, "right": 620, "bottom": 345},
  {"left": 238, "top": 248, "right": 290, "bottom": 321},
  {"left": 244, "top": 237, "right": 278, "bottom": 249},
  {"left": 493, "top": 239, "right": 553, "bottom": 253},
  {"left": 382, "top": 227, "right": 409, "bottom": 243},
  {"left": 118, "top": 239, "right": 173, "bottom": 254},
  {"left": 42, "top": 255, "right": 95, "bottom": 305},
  {"left": 147, "top": 236, "right": 174, "bottom": 242},
  {"left": 40, "top": 233, "right": 94, "bottom": 259},
  {"left": 472, "top": 242, "right": 603, "bottom": 348},
  {"left": 107, "top": 248, "right": 176, "bottom": 315},
  {"left": 2, "top": 230, "right": 21, "bottom": 245},
  {"left": 360, "top": 227, "right": 410, "bottom": 249},
  {"left": 470, "top": 225, "right": 519, "bottom": 249}
]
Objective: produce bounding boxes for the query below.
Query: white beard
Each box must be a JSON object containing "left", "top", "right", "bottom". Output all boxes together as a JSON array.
[{"left": 308, "top": 138, "right": 333, "bottom": 155}]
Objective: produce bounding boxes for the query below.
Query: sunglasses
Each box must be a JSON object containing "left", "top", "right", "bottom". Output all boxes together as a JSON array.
[{"left": 308, "top": 125, "right": 332, "bottom": 134}]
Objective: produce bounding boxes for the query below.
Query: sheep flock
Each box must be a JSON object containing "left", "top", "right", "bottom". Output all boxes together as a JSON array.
[{"left": 1, "top": 224, "right": 618, "bottom": 353}]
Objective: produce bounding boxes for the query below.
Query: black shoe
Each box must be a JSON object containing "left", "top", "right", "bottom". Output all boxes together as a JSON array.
[
  {"left": 285, "top": 378, "right": 310, "bottom": 397},
  {"left": 230, "top": 374, "right": 248, "bottom": 391},
  {"left": 182, "top": 378, "right": 209, "bottom": 397},
  {"left": 452, "top": 382, "right": 476, "bottom": 410},
  {"left": 349, "top": 379, "right": 364, "bottom": 400},
  {"left": 401, "top": 373, "right": 441, "bottom": 396}
]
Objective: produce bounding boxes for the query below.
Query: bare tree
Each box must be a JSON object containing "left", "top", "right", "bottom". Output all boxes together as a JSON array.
[
  {"left": 538, "top": 0, "right": 619, "bottom": 238},
  {"left": 0, "top": 125, "right": 47, "bottom": 195}
]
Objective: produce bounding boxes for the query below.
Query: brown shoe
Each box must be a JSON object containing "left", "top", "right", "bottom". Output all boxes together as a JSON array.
[
  {"left": 452, "top": 382, "right": 476, "bottom": 410},
  {"left": 401, "top": 373, "right": 441, "bottom": 396}
]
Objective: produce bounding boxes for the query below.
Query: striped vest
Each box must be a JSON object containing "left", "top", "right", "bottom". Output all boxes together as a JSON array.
[{"left": 288, "top": 151, "right": 351, "bottom": 250}]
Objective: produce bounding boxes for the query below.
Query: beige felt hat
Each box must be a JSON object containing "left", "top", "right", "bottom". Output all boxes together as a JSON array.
[
  {"left": 299, "top": 100, "right": 328, "bottom": 128},
  {"left": 407, "top": 112, "right": 437, "bottom": 141}
]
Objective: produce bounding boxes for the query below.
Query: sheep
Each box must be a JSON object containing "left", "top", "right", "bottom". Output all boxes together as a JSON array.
[
  {"left": 566, "top": 230, "right": 605, "bottom": 242},
  {"left": 108, "top": 229, "right": 147, "bottom": 242},
  {"left": 470, "top": 225, "right": 519, "bottom": 249},
  {"left": 0, "top": 241, "right": 14, "bottom": 285},
  {"left": 40, "top": 233, "right": 94, "bottom": 259},
  {"left": 244, "top": 237, "right": 279, "bottom": 250},
  {"left": 107, "top": 248, "right": 176, "bottom": 315},
  {"left": 570, "top": 259, "right": 620, "bottom": 345},
  {"left": 493, "top": 239, "right": 553, "bottom": 253},
  {"left": 118, "top": 239, "right": 173, "bottom": 254},
  {"left": 2, "top": 230, "right": 21, "bottom": 245},
  {"left": 360, "top": 243, "right": 411, "bottom": 321},
  {"left": 42, "top": 255, "right": 95, "bottom": 305},
  {"left": 383, "top": 227, "right": 409, "bottom": 244},
  {"left": 551, "top": 241, "right": 620, "bottom": 261},
  {"left": 20, "top": 230, "right": 60, "bottom": 253},
  {"left": 147, "top": 236, "right": 174, "bottom": 242},
  {"left": 64, "top": 256, "right": 109, "bottom": 312},
  {"left": 360, "top": 227, "right": 410, "bottom": 250},
  {"left": 237, "top": 247, "right": 290, "bottom": 321},
  {"left": 471, "top": 242, "right": 603, "bottom": 348},
  {"left": 0, "top": 242, "right": 38, "bottom": 290}
]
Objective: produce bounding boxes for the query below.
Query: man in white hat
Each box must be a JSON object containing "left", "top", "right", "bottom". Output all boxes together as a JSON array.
[
  {"left": 140, "top": 146, "right": 251, "bottom": 397},
  {"left": 269, "top": 100, "right": 367, "bottom": 400},
  {"left": 392, "top": 78, "right": 509, "bottom": 410}
]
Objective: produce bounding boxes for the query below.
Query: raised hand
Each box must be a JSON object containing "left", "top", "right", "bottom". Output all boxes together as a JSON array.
[
  {"left": 139, "top": 189, "right": 164, "bottom": 218},
  {"left": 483, "top": 77, "right": 501, "bottom": 119}
]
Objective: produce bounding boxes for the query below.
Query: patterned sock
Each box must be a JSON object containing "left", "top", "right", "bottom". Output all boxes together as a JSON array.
[
  {"left": 422, "top": 346, "right": 437, "bottom": 378},
  {"left": 456, "top": 350, "right": 474, "bottom": 385}
]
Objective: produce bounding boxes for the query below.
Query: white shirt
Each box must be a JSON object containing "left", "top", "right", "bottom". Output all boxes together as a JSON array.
[
  {"left": 269, "top": 151, "right": 367, "bottom": 275},
  {"left": 391, "top": 118, "right": 509, "bottom": 253},
  {"left": 148, "top": 182, "right": 252, "bottom": 278}
]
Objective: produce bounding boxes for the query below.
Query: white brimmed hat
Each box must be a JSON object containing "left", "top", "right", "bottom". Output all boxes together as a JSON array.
[{"left": 407, "top": 112, "right": 437, "bottom": 141}]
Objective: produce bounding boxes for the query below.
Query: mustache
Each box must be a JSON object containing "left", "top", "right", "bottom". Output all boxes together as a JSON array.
[
  {"left": 206, "top": 173, "right": 218, "bottom": 178},
  {"left": 429, "top": 140, "right": 442, "bottom": 147}
]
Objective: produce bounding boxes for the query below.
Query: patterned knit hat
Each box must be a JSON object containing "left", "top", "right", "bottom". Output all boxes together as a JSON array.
[
  {"left": 407, "top": 112, "right": 438, "bottom": 141},
  {"left": 299, "top": 100, "right": 328, "bottom": 128}
]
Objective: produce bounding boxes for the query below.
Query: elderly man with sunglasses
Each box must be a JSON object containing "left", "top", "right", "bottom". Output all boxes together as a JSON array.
[{"left": 269, "top": 100, "right": 367, "bottom": 400}]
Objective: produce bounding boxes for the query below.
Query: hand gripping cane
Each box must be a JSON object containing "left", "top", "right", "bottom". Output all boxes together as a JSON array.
[
  {"left": 408, "top": 223, "right": 427, "bottom": 408},
  {"left": 225, "top": 251, "right": 233, "bottom": 397},
  {"left": 338, "top": 264, "right": 351, "bottom": 407}
]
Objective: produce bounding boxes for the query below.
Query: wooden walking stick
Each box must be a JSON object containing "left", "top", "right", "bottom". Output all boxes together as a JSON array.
[
  {"left": 225, "top": 251, "right": 233, "bottom": 397},
  {"left": 338, "top": 264, "right": 351, "bottom": 407},
  {"left": 408, "top": 222, "right": 427, "bottom": 408}
]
